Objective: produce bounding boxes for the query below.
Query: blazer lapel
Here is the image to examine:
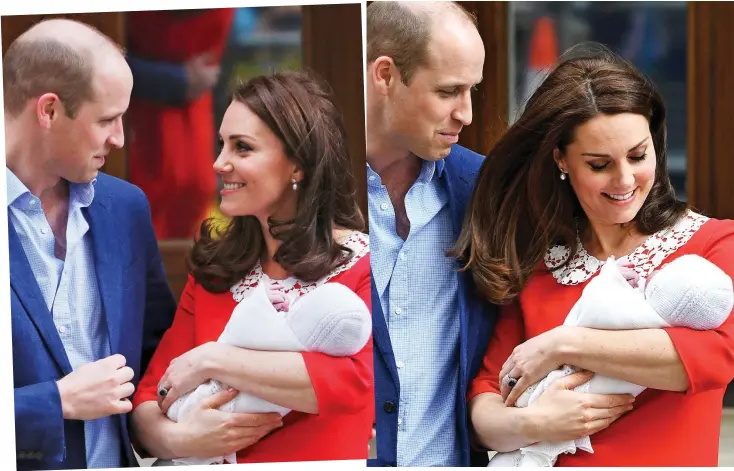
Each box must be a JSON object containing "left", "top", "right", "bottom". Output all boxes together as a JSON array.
[
  {"left": 84, "top": 196, "right": 123, "bottom": 356},
  {"left": 8, "top": 220, "right": 73, "bottom": 375},
  {"left": 443, "top": 160, "right": 471, "bottom": 391},
  {"left": 371, "top": 275, "right": 400, "bottom": 387}
]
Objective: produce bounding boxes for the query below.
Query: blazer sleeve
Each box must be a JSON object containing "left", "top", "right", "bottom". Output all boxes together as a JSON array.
[
  {"left": 14, "top": 381, "right": 66, "bottom": 462},
  {"left": 663, "top": 220, "right": 734, "bottom": 395},
  {"left": 300, "top": 257, "right": 375, "bottom": 415}
]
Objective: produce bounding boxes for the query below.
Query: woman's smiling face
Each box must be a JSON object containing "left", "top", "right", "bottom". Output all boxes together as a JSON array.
[{"left": 556, "top": 112, "right": 657, "bottom": 227}]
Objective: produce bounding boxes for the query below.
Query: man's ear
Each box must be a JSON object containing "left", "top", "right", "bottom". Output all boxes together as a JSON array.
[
  {"left": 370, "top": 56, "right": 398, "bottom": 96},
  {"left": 36, "top": 93, "right": 63, "bottom": 129}
]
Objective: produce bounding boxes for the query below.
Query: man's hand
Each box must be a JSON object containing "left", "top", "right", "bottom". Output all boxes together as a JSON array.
[{"left": 56, "top": 354, "right": 135, "bottom": 420}]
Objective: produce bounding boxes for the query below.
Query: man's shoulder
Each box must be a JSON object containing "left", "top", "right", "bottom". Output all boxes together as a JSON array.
[
  {"left": 444, "top": 144, "right": 485, "bottom": 175},
  {"left": 94, "top": 172, "right": 148, "bottom": 207}
]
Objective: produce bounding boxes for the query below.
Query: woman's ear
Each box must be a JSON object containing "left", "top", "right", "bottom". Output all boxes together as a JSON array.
[
  {"left": 553, "top": 148, "right": 565, "bottom": 173},
  {"left": 292, "top": 166, "right": 305, "bottom": 185}
]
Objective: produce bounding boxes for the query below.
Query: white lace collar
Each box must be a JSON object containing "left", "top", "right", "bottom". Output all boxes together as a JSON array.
[
  {"left": 544, "top": 210, "right": 708, "bottom": 285},
  {"left": 230, "top": 230, "right": 369, "bottom": 302}
]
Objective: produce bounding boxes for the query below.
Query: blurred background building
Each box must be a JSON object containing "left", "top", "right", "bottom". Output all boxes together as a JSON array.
[{"left": 509, "top": 2, "right": 687, "bottom": 198}]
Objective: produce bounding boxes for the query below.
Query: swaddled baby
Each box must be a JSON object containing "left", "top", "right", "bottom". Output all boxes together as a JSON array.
[
  {"left": 167, "top": 281, "right": 372, "bottom": 466},
  {"left": 489, "top": 254, "right": 734, "bottom": 467}
]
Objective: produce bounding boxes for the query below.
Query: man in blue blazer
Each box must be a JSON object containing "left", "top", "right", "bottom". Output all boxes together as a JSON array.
[
  {"left": 366, "top": 2, "right": 498, "bottom": 467},
  {"left": 4, "top": 19, "right": 176, "bottom": 470}
]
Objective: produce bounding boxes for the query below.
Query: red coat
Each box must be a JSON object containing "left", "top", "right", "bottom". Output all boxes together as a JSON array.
[
  {"left": 132, "top": 241, "right": 374, "bottom": 463},
  {"left": 469, "top": 215, "right": 734, "bottom": 466},
  {"left": 126, "top": 9, "right": 235, "bottom": 239}
]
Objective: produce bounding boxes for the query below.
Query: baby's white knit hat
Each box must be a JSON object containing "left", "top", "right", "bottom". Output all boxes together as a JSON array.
[
  {"left": 645, "top": 254, "right": 734, "bottom": 330},
  {"left": 286, "top": 282, "right": 371, "bottom": 356}
]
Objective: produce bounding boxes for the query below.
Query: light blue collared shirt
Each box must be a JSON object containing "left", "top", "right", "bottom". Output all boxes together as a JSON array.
[
  {"left": 369, "top": 159, "right": 461, "bottom": 466},
  {"left": 6, "top": 167, "right": 122, "bottom": 469}
]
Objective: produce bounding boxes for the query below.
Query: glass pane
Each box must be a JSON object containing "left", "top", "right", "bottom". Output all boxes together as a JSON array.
[
  {"left": 125, "top": 7, "right": 303, "bottom": 240},
  {"left": 509, "top": 1, "right": 688, "bottom": 200}
]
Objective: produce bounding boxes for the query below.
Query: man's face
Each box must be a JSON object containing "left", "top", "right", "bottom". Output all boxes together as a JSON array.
[
  {"left": 383, "top": 21, "right": 485, "bottom": 161},
  {"left": 46, "top": 59, "right": 132, "bottom": 183}
]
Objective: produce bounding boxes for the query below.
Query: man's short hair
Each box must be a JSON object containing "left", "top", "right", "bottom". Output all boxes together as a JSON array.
[
  {"left": 367, "top": 1, "right": 477, "bottom": 85},
  {"left": 3, "top": 21, "right": 124, "bottom": 119}
]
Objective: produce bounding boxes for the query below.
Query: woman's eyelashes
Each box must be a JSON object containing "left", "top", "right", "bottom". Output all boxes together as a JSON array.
[
  {"left": 235, "top": 140, "right": 253, "bottom": 153},
  {"left": 218, "top": 137, "right": 253, "bottom": 154},
  {"left": 588, "top": 153, "right": 648, "bottom": 172}
]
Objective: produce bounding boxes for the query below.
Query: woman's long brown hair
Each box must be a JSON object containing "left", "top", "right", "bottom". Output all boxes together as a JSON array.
[
  {"left": 452, "top": 45, "right": 687, "bottom": 305},
  {"left": 188, "top": 71, "right": 365, "bottom": 293}
]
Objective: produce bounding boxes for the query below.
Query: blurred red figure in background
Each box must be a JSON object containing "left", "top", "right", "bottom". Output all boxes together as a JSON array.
[{"left": 126, "top": 9, "right": 235, "bottom": 239}]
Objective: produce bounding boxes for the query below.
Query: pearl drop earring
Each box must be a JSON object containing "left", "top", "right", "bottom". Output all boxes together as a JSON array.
[
  {"left": 560, "top": 170, "right": 567, "bottom": 181},
  {"left": 292, "top": 177, "right": 298, "bottom": 191}
]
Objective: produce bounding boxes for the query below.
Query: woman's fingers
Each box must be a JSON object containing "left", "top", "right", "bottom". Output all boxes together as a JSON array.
[{"left": 583, "top": 392, "right": 635, "bottom": 410}]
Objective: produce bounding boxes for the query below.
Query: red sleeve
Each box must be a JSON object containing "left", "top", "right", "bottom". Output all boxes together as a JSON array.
[
  {"left": 132, "top": 275, "right": 198, "bottom": 408},
  {"left": 663, "top": 220, "right": 734, "bottom": 395},
  {"left": 301, "top": 256, "right": 374, "bottom": 415},
  {"left": 468, "top": 301, "right": 526, "bottom": 401}
]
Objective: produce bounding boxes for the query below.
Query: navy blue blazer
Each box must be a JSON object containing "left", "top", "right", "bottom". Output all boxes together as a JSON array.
[
  {"left": 370, "top": 145, "right": 499, "bottom": 467},
  {"left": 10, "top": 173, "right": 177, "bottom": 470}
]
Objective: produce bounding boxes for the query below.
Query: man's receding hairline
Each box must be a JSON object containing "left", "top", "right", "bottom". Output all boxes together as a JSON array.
[
  {"left": 18, "top": 19, "right": 124, "bottom": 62},
  {"left": 404, "top": 1, "right": 477, "bottom": 28},
  {"left": 408, "top": 2, "right": 479, "bottom": 63}
]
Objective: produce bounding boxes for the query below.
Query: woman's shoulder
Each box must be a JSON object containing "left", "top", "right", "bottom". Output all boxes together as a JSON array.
[
  {"left": 177, "top": 273, "right": 240, "bottom": 320},
  {"left": 687, "top": 213, "right": 734, "bottom": 252},
  {"left": 326, "top": 230, "right": 370, "bottom": 283},
  {"left": 695, "top": 214, "right": 734, "bottom": 238}
]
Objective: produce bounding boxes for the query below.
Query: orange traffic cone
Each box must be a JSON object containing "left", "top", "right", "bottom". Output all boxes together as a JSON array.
[{"left": 522, "top": 16, "right": 559, "bottom": 106}]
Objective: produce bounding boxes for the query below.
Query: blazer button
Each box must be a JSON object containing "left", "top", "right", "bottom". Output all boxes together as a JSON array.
[{"left": 383, "top": 401, "right": 396, "bottom": 413}]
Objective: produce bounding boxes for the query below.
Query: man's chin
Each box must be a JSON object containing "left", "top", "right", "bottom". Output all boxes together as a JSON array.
[
  {"left": 415, "top": 146, "right": 452, "bottom": 162},
  {"left": 67, "top": 171, "right": 98, "bottom": 184}
]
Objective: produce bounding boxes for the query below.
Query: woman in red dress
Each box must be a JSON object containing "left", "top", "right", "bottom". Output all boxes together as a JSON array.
[
  {"left": 454, "top": 47, "right": 734, "bottom": 466},
  {"left": 129, "top": 71, "right": 373, "bottom": 463}
]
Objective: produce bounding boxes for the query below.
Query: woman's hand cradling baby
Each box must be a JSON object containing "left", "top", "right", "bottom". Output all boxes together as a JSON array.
[
  {"left": 521, "top": 371, "right": 635, "bottom": 443},
  {"left": 158, "top": 342, "right": 223, "bottom": 413},
  {"left": 499, "top": 326, "right": 571, "bottom": 406},
  {"left": 169, "top": 387, "right": 283, "bottom": 459}
]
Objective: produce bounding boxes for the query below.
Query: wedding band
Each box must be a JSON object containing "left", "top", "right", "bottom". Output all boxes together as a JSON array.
[
  {"left": 158, "top": 386, "right": 169, "bottom": 397},
  {"left": 504, "top": 375, "right": 519, "bottom": 388}
]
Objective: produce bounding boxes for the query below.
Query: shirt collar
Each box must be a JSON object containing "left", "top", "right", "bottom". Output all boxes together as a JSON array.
[
  {"left": 366, "top": 156, "right": 446, "bottom": 187},
  {"left": 5, "top": 167, "right": 28, "bottom": 208},
  {"left": 435, "top": 158, "right": 446, "bottom": 178},
  {"left": 5, "top": 166, "right": 96, "bottom": 210}
]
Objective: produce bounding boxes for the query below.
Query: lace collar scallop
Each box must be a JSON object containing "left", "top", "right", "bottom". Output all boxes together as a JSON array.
[
  {"left": 230, "top": 230, "right": 369, "bottom": 302},
  {"left": 544, "top": 210, "right": 708, "bottom": 285}
]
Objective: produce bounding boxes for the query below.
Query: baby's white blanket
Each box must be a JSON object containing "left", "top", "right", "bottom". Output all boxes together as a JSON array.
[
  {"left": 167, "top": 282, "right": 370, "bottom": 466},
  {"left": 489, "top": 258, "right": 679, "bottom": 467}
]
